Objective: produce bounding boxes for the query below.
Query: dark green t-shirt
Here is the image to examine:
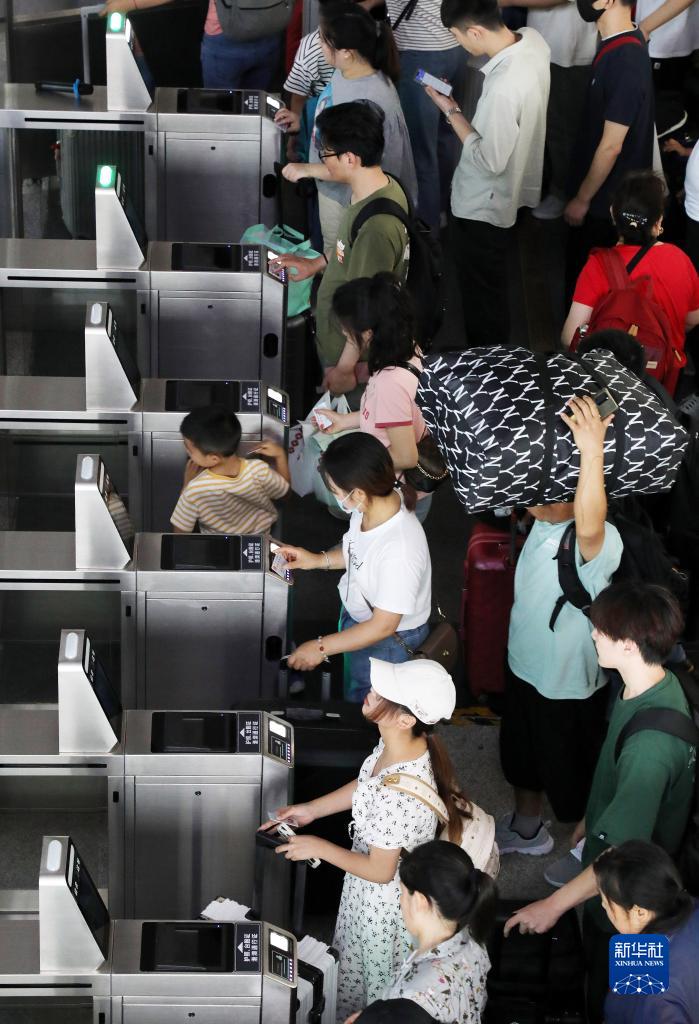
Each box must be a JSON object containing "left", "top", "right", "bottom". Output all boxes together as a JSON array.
[
  {"left": 314, "top": 176, "right": 409, "bottom": 371},
  {"left": 583, "top": 671, "right": 696, "bottom": 929}
]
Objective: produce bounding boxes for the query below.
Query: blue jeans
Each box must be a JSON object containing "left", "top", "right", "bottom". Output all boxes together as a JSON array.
[
  {"left": 397, "top": 47, "right": 465, "bottom": 229},
  {"left": 339, "top": 607, "right": 430, "bottom": 703},
  {"left": 201, "top": 31, "right": 282, "bottom": 91}
]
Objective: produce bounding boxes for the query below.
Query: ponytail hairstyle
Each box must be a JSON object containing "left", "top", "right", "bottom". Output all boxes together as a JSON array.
[
  {"left": 399, "top": 840, "right": 497, "bottom": 946},
  {"left": 364, "top": 697, "right": 473, "bottom": 842},
  {"left": 611, "top": 170, "right": 666, "bottom": 248},
  {"left": 593, "top": 840, "right": 694, "bottom": 936},
  {"left": 331, "top": 272, "right": 420, "bottom": 375},
  {"left": 319, "top": 431, "right": 417, "bottom": 511},
  {"left": 320, "top": 2, "right": 400, "bottom": 82}
]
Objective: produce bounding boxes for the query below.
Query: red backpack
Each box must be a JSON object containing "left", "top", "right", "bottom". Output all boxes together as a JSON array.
[{"left": 571, "top": 243, "right": 686, "bottom": 395}]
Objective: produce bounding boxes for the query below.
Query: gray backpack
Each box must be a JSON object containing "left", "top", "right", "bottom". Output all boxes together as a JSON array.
[{"left": 214, "top": 0, "right": 293, "bottom": 42}]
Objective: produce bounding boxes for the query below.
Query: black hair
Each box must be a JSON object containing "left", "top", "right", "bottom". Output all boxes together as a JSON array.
[
  {"left": 320, "top": 2, "right": 400, "bottom": 82},
  {"left": 589, "top": 581, "right": 684, "bottom": 666},
  {"left": 594, "top": 840, "right": 694, "bottom": 936},
  {"left": 441, "top": 0, "right": 504, "bottom": 31},
  {"left": 399, "top": 840, "right": 497, "bottom": 946},
  {"left": 316, "top": 100, "right": 385, "bottom": 169},
  {"left": 179, "top": 405, "right": 242, "bottom": 458},
  {"left": 577, "top": 329, "right": 646, "bottom": 377},
  {"left": 331, "top": 272, "right": 419, "bottom": 374},
  {"left": 319, "top": 431, "right": 417, "bottom": 510},
  {"left": 611, "top": 171, "right": 666, "bottom": 247}
]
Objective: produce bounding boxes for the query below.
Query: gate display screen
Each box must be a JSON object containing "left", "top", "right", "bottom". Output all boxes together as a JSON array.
[{"left": 66, "top": 840, "right": 110, "bottom": 958}]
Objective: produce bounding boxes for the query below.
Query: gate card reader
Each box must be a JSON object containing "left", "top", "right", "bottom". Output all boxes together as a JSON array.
[
  {"left": 40, "top": 835, "right": 110, "bottom": 972},
  {"left": 105, "top": 12, "right": 152, "bottom": 113},
  {"left": 95, "top": 164, "right": 147, "bottom": 271}
]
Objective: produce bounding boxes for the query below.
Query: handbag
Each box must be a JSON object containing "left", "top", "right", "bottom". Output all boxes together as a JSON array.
[
  {"left": 381, "top": 772, "right": 500, "bottom": 877},
  {"left": 239, "top": 223, "right": 321, "bottom": 317},
  {"left": 400, "top": 362, "right": 449, "bottom": 493}
]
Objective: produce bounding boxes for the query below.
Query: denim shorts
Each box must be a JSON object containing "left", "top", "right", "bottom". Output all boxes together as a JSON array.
[{"left": 339, "top": 606, "right": 430, "bottom": 702}]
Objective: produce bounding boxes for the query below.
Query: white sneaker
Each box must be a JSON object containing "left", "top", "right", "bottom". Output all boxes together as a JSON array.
[
  {"left": 544, "top": 839, "right": 585, "bottom": 888},
  {"left": 531, "top": 195, "right": 566, "bottom": 221}
]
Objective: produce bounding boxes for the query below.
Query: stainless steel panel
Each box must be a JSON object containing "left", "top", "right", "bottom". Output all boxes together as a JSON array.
[
  {"left": 163, "top": 136, "right": 260, "bottom": 243},
  {"left": 105, "top": 19, "right": 152, "bottom": 114},
  {"left": 107, "top": 773, "right": 125, "bottom": 919},
  {"left": 119, "top": 1004, "right": 260, "bottom": 1024},
  {"left": 260, "top": 574, "right": 289, "bottom": 699},
  {"left": 139, "top": 596, "right": 262, "bottom": 708},
  {"left": 0, "top": 239, "right": 146, "bottom": 286},
  {"left": 127, "top": 779, "right": 259, "bottom": 918},
  {"left": 58, "top": 630, "right": 120, "bottom": 754},
  {"left": 148, "top": 243, "right": 263, "bottom": 293},
  {"left": 74, "top": 454, "right": 133, "bottom": 570},
  {"left": 0, "top": 83, "right": 154, "bottom": 130},
  {"left": 153, "top": 295, "right": 261, "bottom": 379},
  {"left": 39, "top": 836, "right": 106, "bottom": 972},
  {"left": 134, "top": 533, "right": 267, "bottom": 593},
  {"left": 94, "top": 185, "right": 145, "bottom": 272},
  {"left": 0, "top": 920, "right": 110, "bottom": 995},
  {"left": 260, "top": 276, "right": 285, "bottom": 393}
]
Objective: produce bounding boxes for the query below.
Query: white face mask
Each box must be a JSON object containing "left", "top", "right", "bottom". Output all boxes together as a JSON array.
[{"left": 335, "top": 488, "right": 357, "bottom": 514}]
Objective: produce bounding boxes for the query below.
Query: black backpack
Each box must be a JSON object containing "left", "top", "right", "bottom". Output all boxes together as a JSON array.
[
  {"left": 348, "top": 180, "right": 443, "bottom": 347},
  {"left": 548, "top": 496, "right": 688, "bottom": 632},
  {"left": 614, "top": 667, "right": 699, "bottom": 896}
]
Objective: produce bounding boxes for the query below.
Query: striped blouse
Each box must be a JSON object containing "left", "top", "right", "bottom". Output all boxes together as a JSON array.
[{"left": 170, "top": 460, "right": 289, "bottom": 536}]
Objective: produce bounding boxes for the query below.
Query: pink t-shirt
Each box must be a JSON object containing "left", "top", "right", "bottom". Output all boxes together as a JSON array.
[
  {"left": 359, "top": 357, "right": 426, "bottom": 449},
  {"left": 204, "top": 0, "right": 223, "bottom": 36}
]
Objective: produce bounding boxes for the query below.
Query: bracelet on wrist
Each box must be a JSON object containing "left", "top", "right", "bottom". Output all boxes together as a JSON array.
[
  {"left": 444, "top": 106, "right": 462, "bottom": 124},
  {"left": 316, "top": 636, "right": 331, "bottom": 663},
  {"left": 320, "top": 549, "right": 331, "bottom": 571}
]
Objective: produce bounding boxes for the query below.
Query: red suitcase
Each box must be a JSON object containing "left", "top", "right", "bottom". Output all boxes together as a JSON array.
[{"left": 461, "top": 521, "right": 524, "bottom": 698}]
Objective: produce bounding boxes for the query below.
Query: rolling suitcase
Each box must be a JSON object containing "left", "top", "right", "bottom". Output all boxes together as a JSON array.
[
  {"left": 484, "top": 900, "right": 586, "bottom": 1024},
  {"left": 461, "top": 522, "right": 524, "bottom": 698}
]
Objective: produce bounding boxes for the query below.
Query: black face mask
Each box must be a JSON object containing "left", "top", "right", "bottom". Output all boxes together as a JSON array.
[{"left": 577, "top": 0, "right": 604, "bottom": 22}]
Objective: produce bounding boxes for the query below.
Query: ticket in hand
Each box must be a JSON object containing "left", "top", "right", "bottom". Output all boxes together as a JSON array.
[{"left": 313, "top": 409, "right": 333, "bottom": 430}]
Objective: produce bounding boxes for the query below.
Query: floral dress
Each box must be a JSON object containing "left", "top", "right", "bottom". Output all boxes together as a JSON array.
[
  {"left": 383, "top": 927, "right": 491, "bottom": 1023},
  {"left": 333, "top": 740, "right": 438, "bottom": 1022}
]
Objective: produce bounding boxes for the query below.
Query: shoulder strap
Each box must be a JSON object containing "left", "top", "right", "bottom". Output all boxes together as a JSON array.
[
  {"left": 550, "top": 521, "right": 593, "bottom": 631},
  {"left": 614, "top": 708, "right": 699, "bottom": 762},
  {"left": 392, "top": 0, "right": 419, "bottom": 31},
  {"left": 401, "top": 360, "right": 422, "bottom": 381},
  {"left": 381, "top": 772, "right": 449, "bottom": 826},
  {"left": 625, "top": 240, "right": 655, "bottom": 275},
  {"left": 598, "top": 247, "right": 630, "bottom": 291},
  {"left": 593, "top": 34, "right": 644, "bottom": 68},
  {"left": 349, "top": 196, "right": 410, "bottom": 248}
]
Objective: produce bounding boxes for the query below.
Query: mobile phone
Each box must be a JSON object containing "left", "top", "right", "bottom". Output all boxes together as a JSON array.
[
  {"left": 593, "top": 387, "right": 619, "bottom": 419},
  {"left": 414, "top": 68, "right": 453, "bottom": 97}
]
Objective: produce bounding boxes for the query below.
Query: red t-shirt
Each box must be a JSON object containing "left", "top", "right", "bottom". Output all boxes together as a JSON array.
[{"left": 573, "top": 242, "right": 699, "bottom": 350}]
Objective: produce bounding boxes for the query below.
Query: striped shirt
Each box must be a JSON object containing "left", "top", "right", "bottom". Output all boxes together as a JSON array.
[
  {"left": 170, "top": 460, "right": 289, "bottom": 536},
  {"left": 385, "top": 0, "right": 459, "bottom": 52},
  {"left": 284, "top": 30, "right": 334, "bottom": 98}
]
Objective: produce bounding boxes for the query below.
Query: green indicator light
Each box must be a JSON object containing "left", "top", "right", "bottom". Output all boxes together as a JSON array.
[
  {"left": 108, "top": 12, "right": 125, "bottom": 33},
  {"left": 97, "top": 165, "right": 115, "bottom": 189}
]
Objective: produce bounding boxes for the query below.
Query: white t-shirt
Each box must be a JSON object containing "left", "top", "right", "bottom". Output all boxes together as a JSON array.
[
  {"left": 527, "top": 0, "right": 597, "bottom": 68},
  {"left": 685, "top": 143, "right": 699, "bottom": 222},
  {"left": 636, "top": 0, "right": 699, "bottom": 57},
  {"left": 338, "top": 505, "right": 431, "bottom": 630}
]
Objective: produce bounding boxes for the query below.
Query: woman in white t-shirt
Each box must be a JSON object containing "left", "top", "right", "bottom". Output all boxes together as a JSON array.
[
  {"left": 319, "top": 273, "right": 433, "bottom": 522},
  {"left": 280, "top": 432, "right": 431, "bottom": 701}
]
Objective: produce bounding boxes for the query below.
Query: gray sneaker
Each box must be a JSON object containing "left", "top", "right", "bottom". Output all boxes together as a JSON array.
[
  {"left": 494, "top": 812, "right": 555, "bottom": 856},
  {"left": 544, "top": 839, "right": 585, "bottom": 888}
]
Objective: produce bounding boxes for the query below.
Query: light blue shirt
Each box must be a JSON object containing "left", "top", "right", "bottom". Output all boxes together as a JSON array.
[{"left": 508, "top": 519, "right": 623, "bottom": 700}]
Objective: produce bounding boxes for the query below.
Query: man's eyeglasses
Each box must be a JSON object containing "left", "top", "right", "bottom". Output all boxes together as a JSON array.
[{"left": 319, "top": 150, "right": 344, "bottom": 163}]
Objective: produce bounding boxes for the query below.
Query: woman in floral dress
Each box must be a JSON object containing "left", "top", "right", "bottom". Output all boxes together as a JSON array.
[
  {"left": 264, "top": 658, "right": 457, "bottom": 1022},
  {"left": 372, "top": 840, "right": 496, "bottom": 1023}
]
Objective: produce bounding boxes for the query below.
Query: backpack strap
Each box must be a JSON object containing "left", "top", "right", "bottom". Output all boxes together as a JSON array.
[
  {"left": 392, "top": 0, "right": 419, "bottom": 31},
  {"left": 550, "top": 521, "right": 593, "bottom": 631},
  {"left": 400, "top": 360, "right": 422, "bottom": 382},
  {"left": 625, "top": 241, "right": 656, "bottom": 275},
  {"left": 381, "top": 772, "right": 449, "bottom": 826},
  {"left": 598, "top": 247, "right": 631, "bottom": 292},
  {"left": 593, "top": 34, "right": 644, "bottom": 69},
  {"left": 348, "top": 197, "right": 410, "bottom": 248},
  {"left": 614, "top": 708, "right": 699, "bottom": 762}
]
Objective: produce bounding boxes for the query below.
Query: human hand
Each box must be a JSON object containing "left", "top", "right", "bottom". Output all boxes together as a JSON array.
[
  {"left": 275, "top": 108, "right": 301, "bottom": 133},
  {"left": 275, "top": 834, "right": 326, "bottom": 863},
  {"left": 276, "top": 544, "right": 322, "bottom": 570},
  {"left": 281, "top": 162, "right": 311, "bottom": 183},
  {"left": 424, "top": 84, "right": 455, "bottom": 115},
  {"left": 316, "top": 409, "right": 347, "bottom": 434},
  {"left": 663, "top": 138, "right": 693, "bottom": 158},
  {"left": 250, "top": 440, "right": 284, "bottom": 460},
  {"left": 271, "top": 253, "right": 323, "bottom": 282},
  {"left": 564, "top": 196, "right": 590, "bottom": 227},
  {"left": 287, "top": 639, "right": 327, "bottom": 671},
  {"left": 560, "top": 394, "right": 613, "bottom": 458},
  {"left": 183, "top": 458, "right": 203, "bottom": 485},
  {"left": 345, "top": 1014, "right": 362, "bottom": 1024},
  {"left": 100, "top": 0, "right": 135, "bottom": 14},
  {"left": 259, "top": 803, "right": 317, "bottom": 830},
  {"left": 504, "top": 897, "right": 561, "bottom": 937}
]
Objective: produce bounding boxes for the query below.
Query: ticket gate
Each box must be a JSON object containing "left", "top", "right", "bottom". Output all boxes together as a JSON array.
[
  {"left": 0, "top": 14, "right": 282, "bottom": 245},
  {"left": 0, "top": 167, "right": 288, "bottom": 382},
  {"left": 0, "top": 300, "right": 289, "bottom": 532},
  {"left": 0, "top": 835, "right": 297, "bottom": 1023},
  {"left": 0, "top": 630, "right": 294, "bottom": 923}
]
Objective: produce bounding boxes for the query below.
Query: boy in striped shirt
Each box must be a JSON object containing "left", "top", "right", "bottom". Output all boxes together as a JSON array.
[{"left": 171, "top": 405, "right": 290, "bottom": 536}]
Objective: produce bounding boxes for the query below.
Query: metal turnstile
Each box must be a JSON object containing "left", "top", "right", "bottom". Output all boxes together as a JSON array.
[
  {"left": 0, "top": 835, "right": 297, "bottom": 1024},
  {"left": 0, "top": 300, "right": 290, "bottom": 533}
]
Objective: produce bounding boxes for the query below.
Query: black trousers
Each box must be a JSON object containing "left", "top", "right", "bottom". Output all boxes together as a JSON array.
[{"left": 449, "top": 214, "right": 511, "bottom": 348}]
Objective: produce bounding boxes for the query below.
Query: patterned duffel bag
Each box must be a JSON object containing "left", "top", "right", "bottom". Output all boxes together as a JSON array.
[{"left": 417, "top": 346, "right": 689, "bottom": 514}]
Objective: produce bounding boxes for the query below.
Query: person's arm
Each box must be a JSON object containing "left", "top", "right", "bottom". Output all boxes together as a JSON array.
[
  {"left": 282, "top": 162, "right": 332, "bottom": 183},
  {"left": 686, "top": 307, "right": 699, "bottom": 329},
  {"left": 288, "top": 608, "right": 404, "bottom": 670},
  {"left": 276, "top": 834, "right": 402, "bottom": 884},
  {"left": 251, "top": 441, "right": 290, "bottom": 485},
  {"left": 385, "top": 425, "right": 419, "bottom": 471},
  {"left": 640, "top": 0, "right": 696, "bottom": 38},
  {"left": 170, "top": 475, "right": 199, "bottom": 535},
  {"left": 324, "top": 337, "right": 363, "bottom": 396},
  {"left": 565, "top": 121, "right": 630, "bottom": 226},
  {"left": 277, "top": 544, "right": 345, "bottom": 571},
  {"left": 561, "top": 302, "right": 595, "bottom": 347},
  {"left": 272, "top": 252, "right": 327, "bottom": 282},
  {"left": 504, "top": 864, "right": 599, "bottom": 936},
  {"left": 317, "top": 409, "right": 362, "bottom": 434},
  {"left": 424, "top": 85, "right": 475, "bottom": 145},
  {"left": 560, "top": 394, "right": 612, "bottom": 562}
]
